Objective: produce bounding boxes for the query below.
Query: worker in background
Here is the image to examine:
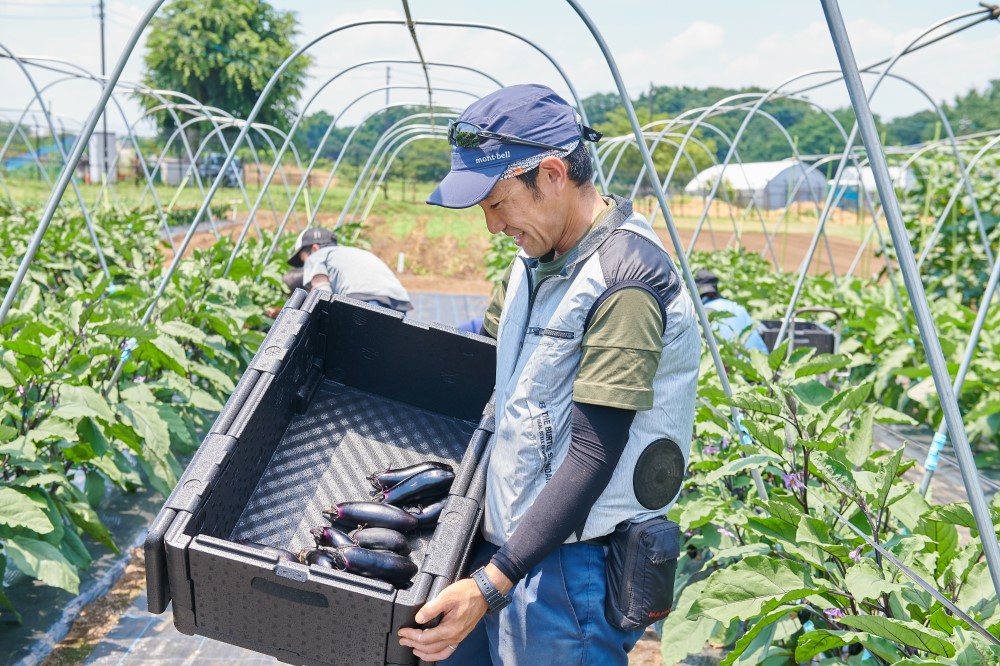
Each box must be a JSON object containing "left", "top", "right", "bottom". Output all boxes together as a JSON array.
[
  {"left": 694, "top": 269, "right": 768, "bottom": 352},
  {"left": 288, "top": 227, "right": 412, "bottom": 314}
]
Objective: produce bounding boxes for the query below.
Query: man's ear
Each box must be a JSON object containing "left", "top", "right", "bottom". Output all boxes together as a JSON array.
[{"left": 536, "top": 156, "right": 568, "bottom": 195}]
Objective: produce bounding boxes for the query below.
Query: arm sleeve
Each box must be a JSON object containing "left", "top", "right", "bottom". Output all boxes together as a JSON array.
[
  {"left": 301, "top": 252, "right": 327, "bottom": 287},
  {"left": 489, "top": 401, "right": 636, "bottom": 585}
]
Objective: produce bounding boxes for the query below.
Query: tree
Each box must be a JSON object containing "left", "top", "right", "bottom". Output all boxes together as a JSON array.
[{"left": 140, "top": 0, "right": 311, "bottom": 141}]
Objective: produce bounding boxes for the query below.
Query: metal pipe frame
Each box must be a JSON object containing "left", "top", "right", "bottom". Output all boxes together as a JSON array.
[
  {"left": 220, "top": 59, "right": 502, "bottom": 276},
  {"left": 257, "top": 102, "right": 465, "bottom": 269},
  {"left": 820, "top": 0, "right": 1000, "bottom": 610},
  {"left": 0, "top": 44, "right": 110, "bottom": 278},
  {"left": 357, "top": 129, "right": 449, "bottom": 225}
]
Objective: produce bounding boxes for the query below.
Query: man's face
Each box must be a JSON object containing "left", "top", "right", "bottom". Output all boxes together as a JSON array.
[
  {"left": 298, "top": 247, "right": 312, "bottom": 265},
  {"left": 478, "top": 177, "right": 562, "bottom": 259}
]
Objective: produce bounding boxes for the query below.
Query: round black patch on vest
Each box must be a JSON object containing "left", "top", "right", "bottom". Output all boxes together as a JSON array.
[{"left": 633, "top": 438, "right": 685, "bottom": 509}]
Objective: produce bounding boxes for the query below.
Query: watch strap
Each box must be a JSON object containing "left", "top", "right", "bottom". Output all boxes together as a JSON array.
[{"left": 471, "top": 566, "right": 511, "bottom": 614}]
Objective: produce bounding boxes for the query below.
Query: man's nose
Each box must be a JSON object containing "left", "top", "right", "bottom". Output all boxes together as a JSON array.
[{"left": 485, "top": 214, "right": 505, "bottom": 235}]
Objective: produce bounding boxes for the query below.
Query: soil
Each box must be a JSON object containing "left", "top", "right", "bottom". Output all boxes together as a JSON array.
[
  {"left": 161, "top": 208, "right": 870, "bottom": 297},
  {"left": 42, "top": 548, "right": 148, "bottom": 666}
]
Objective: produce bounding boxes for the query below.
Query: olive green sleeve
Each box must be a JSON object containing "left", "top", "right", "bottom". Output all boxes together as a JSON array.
[
  {"left": 573, "top": 287, "right": 664, "bottom": 411},
  {"left": 482, "top": 261, "right": 514, "bottom": 339}
]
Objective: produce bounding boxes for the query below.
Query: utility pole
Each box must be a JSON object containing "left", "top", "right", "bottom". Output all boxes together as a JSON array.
[{"left": 98, "top": 0, "right": 109, "bottom": 184}]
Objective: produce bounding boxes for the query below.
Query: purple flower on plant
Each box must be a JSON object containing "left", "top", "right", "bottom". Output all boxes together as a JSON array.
[
  {"left": 783, "top": 472, "right": 805, "bottom": 490},
  {"left": 849, "top": 545, "right": 864, "bottom": 562},
  {"left": 823, "top": 608, "right": 845, "bottom": 620},
  {"left": 134, "top": 376, "right": 146, "bottom": 384},
  {"left": 16, "top": 385, "right": 25, "bottom": 397},
  {"left": 703, "top": 445, "right": 719, "bottom": 455},
  {"left": 721, "top": 436, "right": 731, "bottom": 450},
  {"left": 718, "top": 527, "right": 736, "bottom": 539}
]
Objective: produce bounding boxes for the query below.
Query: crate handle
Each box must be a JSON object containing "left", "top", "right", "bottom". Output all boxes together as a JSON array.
[{"left": 250, "top": 576, "right": 328, "bottom": 608}]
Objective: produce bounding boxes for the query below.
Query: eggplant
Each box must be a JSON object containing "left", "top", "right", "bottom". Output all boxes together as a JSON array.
[
  {"left": 405, "top": 497, "right": 448, "bottom": 528},
  {"left": 310, "top": 526, "right": 353, "bottom": 548},
  {"left": 237, "top": 539, "right": 296, "bottom": 562},
  {"left": 298, "top": 548, "right": 337, "bottom": 568},
  {"left": 368, "top": 461, "right": 453, "bottom": 490},
  {"left": 323, "top": 501, "right": 419, "bottom": 532},
  {"left": 348, "top": 527, "right": 411, "bottom": 555},
  {"left": 378, "top": 468, "right": 455, "bottom": 506},
  {"left": 334, "top": 545, "right": 418, "bottom": 586}
]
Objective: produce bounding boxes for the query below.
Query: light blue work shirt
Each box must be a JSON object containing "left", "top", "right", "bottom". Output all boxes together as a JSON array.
[{"left": 704, "top": 297, "right": 769, "bottom": 352}]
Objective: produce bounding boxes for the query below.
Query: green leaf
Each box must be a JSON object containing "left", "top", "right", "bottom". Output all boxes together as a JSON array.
[
  {"left": 796, "top": 515, "right": 850, "bottom": 560},
  {"left": 791, "top": 379, "right": 834, "bottom": 407},
  {"left": 159, "top": 319, "right": 206, "bottom": 343},
  {"left": 9, "top": 473, "right": 70, "bottom": 489},
  {"left": 793, "top": 353, "right": 851, "bottom": 378},
  {"left": 821, "top": 381, "right": 873, "bottom": 425},
  {"left": 85, "top": 469, "right": 106, "bottom": 507},
  {"left": 190, "top": 361, "right": 235, "bottom": 392},
  {"left": 767, "top": 340, "right": 789, "bottom": 371},
  {"left": 845, "top": 405, "right": 875, "bottom": 467},
  {"left": 52, "top": 384, "right": 114, "bottom": 423},
  {"left": 660, "top": 577, "right": 724, "bottom": 665},
  {"left": 704, "top": 453, "right": 783, "bottom": 484},
  {"left": 749, "top": 349, "right": 772, "bottom": 382},
  {"left": 812, "top": 452, "right": 859, "bottom": 497},
  {"left": 740, "top": 420, "right": 784, "bottom": 454},
  {"left": 688, "top": 556, "right": 816, "bottom": 623},
  {"left": 873, "top": 447, "right": 905, "bottom": 513},
  {"left": 915, "top": 519, "right": 958, "bottom": 577},
  {"left": 59, "top": 526, "right": 93, "bottom": 570},
  {"left": 719, "top": 608, "right": 794, "bottom": 666},
  {"left": 5, "top": 537, "right": 80, "bottom": 594},
  {"left": 794, "top": 629, "right": 870, "bottom": 662},
  {"left": 844, "top": 559, "right": 903, "bottom": 601},
  {"left": 63, "top": 501, "right": 117, "bottom": 552},
  {"left": 0, "top": 487, "right": 55, "bottom": 533},
  {"left": 2, "top": 339, "right": 46, "bottom": 358},
  {"left": 723, "top": 392, "right": 786, "bottom": 417},
  {"left": 837, "top": 615, "right": 955, "bottom": 657}
]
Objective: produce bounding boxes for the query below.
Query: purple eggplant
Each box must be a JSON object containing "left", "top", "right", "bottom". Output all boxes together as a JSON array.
[
  {"left": 310, "top": 526, "right": 353, "bottom": 548},
  {"left": 323, "top": 501, "right": 419, "bottom": 532},
  {"left": 405, "top": 497, "right": 448, "bottom": 528},
  {"left": 298, "top": 548, "right": 337, "bottom": 569},
  {"left": 237, "top": 539, "right": 296, "bottom": 562},
  {"left": 378, "top": 468, "right": 454, "bottom": 506},
  {"left": 368, "top": 461, "right": 454, "bottom": 490},
  {"left": 348, "top": 527, "right": 411, "bottom": 555},
  {"left": 334, "top": 545, "right": 418, "bottom": 586}
]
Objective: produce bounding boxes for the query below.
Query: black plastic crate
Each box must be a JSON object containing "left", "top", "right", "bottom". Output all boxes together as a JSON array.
[
  {"left": 145, "top": 291, "right": 497, "bottom": 666},
  {"left": 758, "top": 319, "right": 836, "bottom": 355}
]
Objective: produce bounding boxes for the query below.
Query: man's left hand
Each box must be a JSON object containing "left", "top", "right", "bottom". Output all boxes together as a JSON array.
[
  {"left": 399, "top": 564, "right": 513, "bottom": 661},
  {"left": 397, "top": 577, "right": 490, "bottom": 661}
]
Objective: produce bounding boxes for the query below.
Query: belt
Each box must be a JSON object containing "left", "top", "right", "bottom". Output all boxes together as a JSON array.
[{"left": 577, "top": 534, "right": 610, "bottom": 547}]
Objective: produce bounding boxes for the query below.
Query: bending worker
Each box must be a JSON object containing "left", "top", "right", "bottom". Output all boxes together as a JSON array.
[
  {"left": 287, "top": 227, "right": 412, "bottom": 313},
  {"left": 694, "top": 268, "right": 768, "bottom": 352},
  {"left": 398, "top": 84, "right": 700, "bottom": 664}
]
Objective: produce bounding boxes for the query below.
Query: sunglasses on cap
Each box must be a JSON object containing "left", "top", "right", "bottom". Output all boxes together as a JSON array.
[{"left": 448, "top": 118, "right": 603, "bottom": 152}]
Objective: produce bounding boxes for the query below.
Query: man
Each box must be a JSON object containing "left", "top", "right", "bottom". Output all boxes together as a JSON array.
[
  {"left": 397, "top": 84, "right": 700, "bottom": 665},
  {"left": 694, "top": 269, "right": 768, "bottom": 352},
  {"left": 287, "top": 227, "right": 412, "bottom": 313}
]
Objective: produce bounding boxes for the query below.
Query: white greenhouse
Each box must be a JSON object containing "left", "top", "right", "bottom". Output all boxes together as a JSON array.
[{"left": 683, "top": 159, "right": 827, "bottom": 210}]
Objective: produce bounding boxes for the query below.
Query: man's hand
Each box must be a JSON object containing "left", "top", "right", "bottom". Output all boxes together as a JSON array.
[{"left": 398, "top": 565, "right": 511, "bottom": 662}]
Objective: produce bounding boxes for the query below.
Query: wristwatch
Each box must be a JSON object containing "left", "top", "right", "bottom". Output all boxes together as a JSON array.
[{"left": 471, "top": 566, "right": 512, "bottom": 614}]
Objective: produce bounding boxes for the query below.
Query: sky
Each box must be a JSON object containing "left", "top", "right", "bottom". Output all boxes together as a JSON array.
[{"left": 0, "top": 0, "right": 997, "bottom": 137}]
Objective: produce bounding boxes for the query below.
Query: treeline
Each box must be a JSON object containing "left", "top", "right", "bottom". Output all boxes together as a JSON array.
[{"left": 287, "top": 81, "right": 999, "bottom": 186}]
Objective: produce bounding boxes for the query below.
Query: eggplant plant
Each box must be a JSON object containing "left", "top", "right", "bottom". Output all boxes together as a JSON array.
[
  {"left": 0, "top": 206, "right": 287, "bottom": 618},
  {"left": 661, "top": 334, "right": 1000, "bottom": 664}
]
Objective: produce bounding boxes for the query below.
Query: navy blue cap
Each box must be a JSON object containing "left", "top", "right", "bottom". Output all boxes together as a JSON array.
[{"left": 427, "top": 84, "right": 582, "bottom": 209}]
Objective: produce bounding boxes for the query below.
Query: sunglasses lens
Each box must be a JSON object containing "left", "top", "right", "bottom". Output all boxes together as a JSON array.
[{"left": 452, "top": 122, "right": 484, "bottom": 149}]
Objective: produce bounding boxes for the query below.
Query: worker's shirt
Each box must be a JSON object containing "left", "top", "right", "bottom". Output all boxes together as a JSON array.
[
  {"left": 303, "top": 245, "right": 412, "bottom": 312},
  {"left": 704, "top": 297, "right": 768, "bottom": 352}
]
